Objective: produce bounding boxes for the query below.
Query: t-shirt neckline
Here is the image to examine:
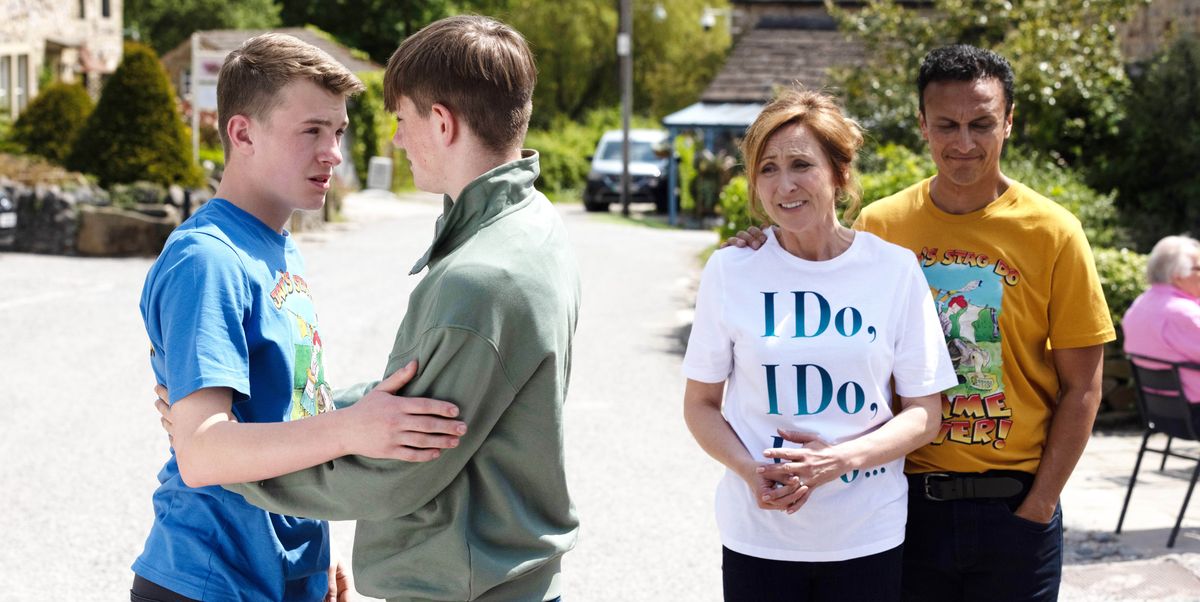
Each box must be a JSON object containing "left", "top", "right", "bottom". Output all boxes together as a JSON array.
[
  {"left": 919, "top": 177, "right": 1022, "bottom": 223},
  {"left": 764, "top": 226, "right": 864, "bottom": 271}
]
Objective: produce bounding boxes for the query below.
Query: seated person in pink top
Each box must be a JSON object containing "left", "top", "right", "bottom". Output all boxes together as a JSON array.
[{"left": 1122, "top": 235, "right": 1200, "bottom": 410}]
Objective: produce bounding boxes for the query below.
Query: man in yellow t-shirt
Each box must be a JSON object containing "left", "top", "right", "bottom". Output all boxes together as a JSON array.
[
  {"left": 855, "top": 45, "right": 1114, "bottom": 602},
  {"left": 726, "top": 44, "right": 1114, "bottom": 601}
]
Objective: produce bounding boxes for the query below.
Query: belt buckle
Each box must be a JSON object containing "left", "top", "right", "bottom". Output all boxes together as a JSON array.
[{"left": 923, "top": 473, "right": 954, "bottom": 502}]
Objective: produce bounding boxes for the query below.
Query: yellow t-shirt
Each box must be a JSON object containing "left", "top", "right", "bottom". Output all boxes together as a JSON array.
[{"left": 855, "top": 177, "right": 1115, "bottom": 475}]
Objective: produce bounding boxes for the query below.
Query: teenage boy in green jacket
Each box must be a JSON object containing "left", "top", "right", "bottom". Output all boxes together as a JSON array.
[{"left": 210, "top": 15, "right": 579, "bottom": 602}]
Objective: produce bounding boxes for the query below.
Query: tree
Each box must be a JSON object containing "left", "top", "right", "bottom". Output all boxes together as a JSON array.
[
  {"left": 68, "top": 43, "right": 200, "bottom": 188},
  {"left": 499, "top": 0, "right": 619, "bottom": 125},
  {"left": 496, "top": 0, "right": 730, "bottom": 124},
  {"left": 631, "top": 0, "right": 731, "bottom": 118},
  {"left": 827, "top": 0, "right": 1144, "bottom": 165},
  {"left": 125, "top": 0, "right": 282, "bottom": 56},
  {"left": 277, "top": 0, "right": 457, "bottom": 65},
  {"left": 1099, "top": 34, "right": 1200, "bottom": 251},
  {"left": 12, "top": 82, "right": 93, "bottom": 164}
]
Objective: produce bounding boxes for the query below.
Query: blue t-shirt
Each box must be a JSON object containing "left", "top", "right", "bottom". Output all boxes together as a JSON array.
[{"left": 133, "top": 199, "right": 332, "bottom": 601}]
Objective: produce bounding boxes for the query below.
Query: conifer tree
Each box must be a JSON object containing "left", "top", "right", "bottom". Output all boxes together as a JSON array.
[{"left": 68, "top": 42, "right": 199, "bottom": 188}]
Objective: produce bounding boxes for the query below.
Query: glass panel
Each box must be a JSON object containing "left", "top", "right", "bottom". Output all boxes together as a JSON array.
[
  {"left": 16, "top": 55, "right": 27, "bottom": 111},
  {"left": 600, "top": 140, "right": 659, "bottom": 163}
]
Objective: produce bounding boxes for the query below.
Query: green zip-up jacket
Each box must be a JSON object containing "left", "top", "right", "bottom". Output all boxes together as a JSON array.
[{"left": 226, "top": 152, "right": 581, "bottom": 601}]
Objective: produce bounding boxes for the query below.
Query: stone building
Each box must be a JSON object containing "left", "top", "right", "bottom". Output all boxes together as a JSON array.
[
  {"left": 1121, "top": 0, "right": 1200, "bottom": 64},
  {"left": 0, "top": 0, "right": 124, "bottom": 118}
]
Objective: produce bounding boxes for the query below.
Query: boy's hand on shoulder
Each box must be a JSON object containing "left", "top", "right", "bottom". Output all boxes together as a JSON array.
[{"left": 340, "top": 360, "right": 467, "bottom": 462}]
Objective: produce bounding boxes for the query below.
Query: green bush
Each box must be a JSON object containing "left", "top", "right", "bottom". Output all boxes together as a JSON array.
[
  {"left": 0, "top": 116, "right": 22, "bottom": 154},
  {"left": 12, "top": 83, "right": 93, "bottom": 164},
  {"left": 1098, "top": 34, "right": 1200, "bottom": 252},
  {"left": 68, "top": 42, "right": 200, "bottom": 188},
  {"left": 1004, "top": 150, "right": 1124, "bottom": 248},
  {"left": 675, "top": 134, "right": 697, "bottom": 212},
  {"left": 524, "top": 126, "right": 591, "bottom": 195},
  {"left": 858, "top": 144, "right": 934, "bottom": 207},
  {"left": 828, "top": 0, "right": 1141, "bottom": 166},
  {"left": 716, "top": 175, "right": 751, "bottom": 241},
  {"left": 1094, "top": 247, "right": 1148, "bottom": 331}
]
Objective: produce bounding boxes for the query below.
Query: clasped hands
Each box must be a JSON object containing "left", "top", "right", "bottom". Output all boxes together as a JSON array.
[{"left": 745, "top": 429, "right": 846, "bottom": 515}]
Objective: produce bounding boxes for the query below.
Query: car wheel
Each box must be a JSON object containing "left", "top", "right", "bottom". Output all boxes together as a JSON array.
[{"left": 583, "top": 200, "right": 608, "bottom": 213}]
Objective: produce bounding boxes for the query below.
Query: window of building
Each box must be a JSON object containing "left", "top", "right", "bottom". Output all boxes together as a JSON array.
[
  {"left": 0, "top": 57, "right": 10, "bottom": 117},
  {"left": 79, "top": 0, "right": 86, "bottom": 18},
  {"left": 16, "top": 55, "right": 28, "bottom": 112},
  {"left": 102, "top": 0, "right": 111, "bottom": 18}
]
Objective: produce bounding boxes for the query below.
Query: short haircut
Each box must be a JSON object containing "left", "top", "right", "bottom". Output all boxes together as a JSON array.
[
  {"left": 217, "top": 33, "right": 364, "bottom": 156},
  {"left": 1146, "top": 235, "right": 1200, "bottom": 284},
  {"left": 917, "top": 44, "right": 1015, "bottom": 116},
  {"left": 740, "top": 88, "right": 865, "bottom": 225},
  {"left": 384, "top": 15, "right": 537, "bottom": 155}
]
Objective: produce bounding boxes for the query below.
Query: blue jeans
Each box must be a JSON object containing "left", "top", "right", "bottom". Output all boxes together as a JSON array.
[{"left": 902, "top": 483, "right": 1063, "bottom": 602}]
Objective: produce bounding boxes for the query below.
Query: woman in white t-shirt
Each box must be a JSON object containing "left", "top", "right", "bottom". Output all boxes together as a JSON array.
[{"left": 682, "top": 89, "right": 956, "bottom": 602}]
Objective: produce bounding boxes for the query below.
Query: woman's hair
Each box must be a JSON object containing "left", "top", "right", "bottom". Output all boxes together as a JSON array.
[
  {"left": 739, "top": 88, "right": 864, "bottom": 225},
  {"left": 1147, "top": 235, "right": 1200, "bottom": 284}
]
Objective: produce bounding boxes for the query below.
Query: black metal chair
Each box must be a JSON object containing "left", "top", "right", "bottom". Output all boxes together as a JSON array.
[{"left": 1115, "top": 354, "right": 1200, "bottom": 547}]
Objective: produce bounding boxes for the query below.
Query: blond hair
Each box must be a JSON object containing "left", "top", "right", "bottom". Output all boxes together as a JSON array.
[
  {"left": 384, "top": 15, "right": 537, "bottom": 154},
  {"left": 740, "top": 89, "right": 864, "bottom": 225},
  {"left": 217, "top": 33, "right": 364, "bottom": 156}
]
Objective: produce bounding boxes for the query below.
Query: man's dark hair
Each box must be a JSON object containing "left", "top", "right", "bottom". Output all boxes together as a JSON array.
[{"left": 917, "top": 44, "right": 1015, "bottom": 116}]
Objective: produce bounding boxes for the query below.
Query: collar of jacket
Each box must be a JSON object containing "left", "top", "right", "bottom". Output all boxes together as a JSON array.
[{"left": 410, "top": 150, "right": 541, "bottom": 275}]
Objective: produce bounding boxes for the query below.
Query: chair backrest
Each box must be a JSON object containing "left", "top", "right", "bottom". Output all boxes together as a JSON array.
[{"left": 1126, "top": 354, "right": 1200, "bottom": 440}]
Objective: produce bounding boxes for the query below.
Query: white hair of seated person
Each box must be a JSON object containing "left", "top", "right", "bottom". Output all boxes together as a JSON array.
[{"left": 1147, "top": 235, "right": 1200, "bottom": 284}]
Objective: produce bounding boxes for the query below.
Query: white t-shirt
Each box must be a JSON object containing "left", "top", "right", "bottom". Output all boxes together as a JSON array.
[{"left": 683, "top": 228, "right": 957, "bottom": 562}]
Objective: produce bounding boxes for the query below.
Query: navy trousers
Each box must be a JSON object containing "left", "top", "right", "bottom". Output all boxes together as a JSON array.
[
  {"left": 902, "top": 486, "right": 1063, "bottom": 602},
  {"left": 722, "top": 544, "right": 904, "bottom": 602}
]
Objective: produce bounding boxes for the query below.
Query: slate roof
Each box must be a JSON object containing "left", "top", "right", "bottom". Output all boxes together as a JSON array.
[
  {"left": 161, "top": 27, "right": 380, "bottom": 75},
  {"left": 700, "top": 15, "right": 865, "bottom": 103}
]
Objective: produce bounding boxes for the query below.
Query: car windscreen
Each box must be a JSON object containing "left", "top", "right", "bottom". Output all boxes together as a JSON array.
[{"left": 599, "top": 140, "right": 660, "bottom": 163}]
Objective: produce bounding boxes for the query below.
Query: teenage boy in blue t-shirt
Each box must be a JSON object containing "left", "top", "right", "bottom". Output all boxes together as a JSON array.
[{"left": 131, "top": 33, "right": 467, "bottom": 602}]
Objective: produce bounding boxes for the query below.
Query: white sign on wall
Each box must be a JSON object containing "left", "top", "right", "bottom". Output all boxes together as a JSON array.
[{"left": 191, "top": 49, "right": 226, "bottom": 111}]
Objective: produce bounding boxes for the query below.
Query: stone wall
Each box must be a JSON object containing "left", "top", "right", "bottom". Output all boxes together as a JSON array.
[{"left": 0, "top": 179, "right": 181, "bottom": 256}]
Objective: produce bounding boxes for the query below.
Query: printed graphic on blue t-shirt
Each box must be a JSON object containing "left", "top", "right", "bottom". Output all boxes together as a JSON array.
[
  {"left": 918, "top": 246, "right": 1012, "bottom": 450},
  {"left": 134, "top": 199, "right": 329, "bottom": 601},
  {"left": 268, "top": 270, "right": 334, "bottom": 420}
]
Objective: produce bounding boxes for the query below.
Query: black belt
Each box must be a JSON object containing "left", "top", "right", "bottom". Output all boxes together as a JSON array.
[{"left": 909, "top": 471, "right": 1032, "bottom": 502}]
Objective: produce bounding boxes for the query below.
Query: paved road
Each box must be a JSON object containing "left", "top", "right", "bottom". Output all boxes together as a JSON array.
[{"left": 0, "top": 191, "right": 722, "bottom": 600}]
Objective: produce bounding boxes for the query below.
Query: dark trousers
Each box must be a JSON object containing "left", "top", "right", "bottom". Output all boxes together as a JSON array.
[
  {"left": 131, "top": 575, "right": 198, "bottom": 602},
  {"left": 902, "top": 483, "right": 1063, "bottom": 602},
  {"left": 133, "top": 574, "right": 562, "bottom": 602},
  {"left": 722, "top": 544, "right": 903, "bottom": 602}
]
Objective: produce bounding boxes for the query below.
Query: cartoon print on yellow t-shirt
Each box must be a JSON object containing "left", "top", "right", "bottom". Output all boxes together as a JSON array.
[
  {"left": 919, "top": 246, "right": 1019, "bottom": 449},
  {"left": 270, "top": 270, "right": 334, "bottom": 420}
]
